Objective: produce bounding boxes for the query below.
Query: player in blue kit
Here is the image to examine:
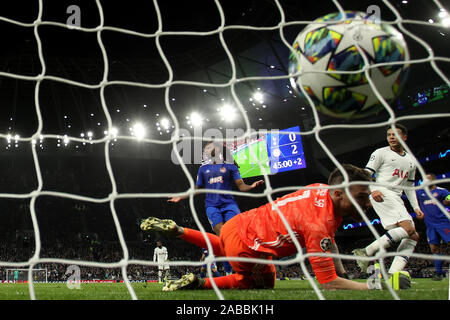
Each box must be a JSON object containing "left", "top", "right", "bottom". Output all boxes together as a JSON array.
[
  {"left": 169, "top": 141, "right": 264, "bottom": 274},
  {"left": 416, "top": 173, "right": 450, "bottom": 280},
  {"left": 200, "top": 248, "right": 221, "bottom": 278}
]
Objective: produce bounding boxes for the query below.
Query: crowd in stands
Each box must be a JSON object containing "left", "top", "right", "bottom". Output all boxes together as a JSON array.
[
  {"left": 0, "top": 234, "right": 447, "bottom": 282},
  {"left": 0, "top": 157, "right": 447, "bottom": 283}
]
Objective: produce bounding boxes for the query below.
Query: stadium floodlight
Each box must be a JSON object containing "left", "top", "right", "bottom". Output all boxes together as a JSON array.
[
  {"left": 160, "top": 118, "right": 170, "bottom": 130},
  {"left": 63, "top": 136, "right": 70, "bottom": 144},
  {"left": 438, "top": 9, "right": 450, "bottom": 27},
  {"left": 133, "top": 123, "right": 146, "bottom": 140},
  {"left": 220, "top": 104, "right": 237, "bottom": 122},
  {"left": 110, "top": 127, "right": 119, "bottom": 137},
  {"left": 190, "top": 112, "right": 203, "bottom": 127},
  {"left": 87, "top": 131, "right": 93, "bottom": 138},
  {"left": 253, "top": 91, "right": 264, "bottom": 103}
]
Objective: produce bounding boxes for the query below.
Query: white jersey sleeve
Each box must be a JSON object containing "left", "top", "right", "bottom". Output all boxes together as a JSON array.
[
  {"left": 403, "top": 168, "right": 419, "bottom": 211},
  {"left": 365, "top": 148, "right": 383, "bottom": 175}
]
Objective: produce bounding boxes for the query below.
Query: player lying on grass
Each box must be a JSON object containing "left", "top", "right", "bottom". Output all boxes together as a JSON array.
[{"left": 141, "top": 164, "right": 411, "bottom": 291}]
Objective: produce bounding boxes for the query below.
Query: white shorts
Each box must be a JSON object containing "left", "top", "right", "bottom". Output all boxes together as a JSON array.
[
  {"left": 158, "top": 264, "right": 170, "bottom": 270},
  {"left": 370, "top": 188, "right": 413, "bottom": 229}
]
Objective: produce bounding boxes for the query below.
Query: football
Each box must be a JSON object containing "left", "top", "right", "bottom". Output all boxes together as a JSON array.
[{"left": 289, "top": 11, "right": 410, "bottom": 119}]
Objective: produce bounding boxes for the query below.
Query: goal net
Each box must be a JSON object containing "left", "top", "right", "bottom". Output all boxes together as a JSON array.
[
  {"left": 0, "top": 0, "right": 448, "bottom": 301},
  {"left": 5, "top": 268, "right": 47, "bottom": 283}
]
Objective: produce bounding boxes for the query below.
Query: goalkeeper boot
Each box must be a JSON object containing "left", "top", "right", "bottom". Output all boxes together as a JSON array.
[
  {"left": 162, "top": 273, "right": 205, "bottom": 292},
  {"left": 140, "top": 217, "right": 182, "bottom": 236},
  {"left": 352, "top": 248, "right": 370, "bottom": 273}
]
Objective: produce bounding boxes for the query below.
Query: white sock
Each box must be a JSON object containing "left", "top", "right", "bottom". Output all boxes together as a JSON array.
[
  {"left": 388, "top": 238, "right": 417, "bottom": 274},
  {"left": 365, "top": 227, "right": 409, "bottom": 256}
]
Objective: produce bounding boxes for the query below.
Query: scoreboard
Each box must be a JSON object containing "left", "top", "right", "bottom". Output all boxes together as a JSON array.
[
  {"left": 232, "top": 125, "right": 307, "bottom": 178},
  {"left": 267, "top": 126, "right": 306, "bottom": 174}
]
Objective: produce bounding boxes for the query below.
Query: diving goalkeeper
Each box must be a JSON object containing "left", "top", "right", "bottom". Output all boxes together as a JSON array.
[{"left": 141, "top": 164, "right": 411, "bottom": 291}]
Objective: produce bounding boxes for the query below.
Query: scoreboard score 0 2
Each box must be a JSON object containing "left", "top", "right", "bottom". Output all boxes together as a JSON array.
[{"left": 267, "top": 126, "right": 306, "bottom": 175}]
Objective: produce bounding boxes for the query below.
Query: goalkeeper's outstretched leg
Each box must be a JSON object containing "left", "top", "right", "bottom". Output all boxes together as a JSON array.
[{"left": 140, "top": 164, "right": 414, "bottom": 291}]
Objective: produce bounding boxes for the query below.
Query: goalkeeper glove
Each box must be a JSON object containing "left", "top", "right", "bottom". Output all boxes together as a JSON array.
[
  {"left": 368, "top": 271, "right": 411, "bottom": 290},
  {"left": 386, "top": 271, "right": 411, "bottom": 290}
]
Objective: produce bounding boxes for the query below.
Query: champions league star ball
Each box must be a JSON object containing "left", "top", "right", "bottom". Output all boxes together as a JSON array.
[{"left": 289, "top": 11, "right": 410, "bottom": 119}]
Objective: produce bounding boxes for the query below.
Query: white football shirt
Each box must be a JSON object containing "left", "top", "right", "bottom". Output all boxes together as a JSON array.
[
  {"left": 153, "top": 246, "right": 168, "bottom": 263},
  {"left": 365, "top": 146, "right": 419, "bottom": 210}
]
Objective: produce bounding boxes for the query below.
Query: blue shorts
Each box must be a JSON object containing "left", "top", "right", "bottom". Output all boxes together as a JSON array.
[
  {"left": 426, "top": 223, "right": 450, "bottom": 245},
  {"left": 201, "top": 262, "right": 217, "bottom": 270},
  {"left": 206, "top": 203, "right": 240, "bottom": 228}
]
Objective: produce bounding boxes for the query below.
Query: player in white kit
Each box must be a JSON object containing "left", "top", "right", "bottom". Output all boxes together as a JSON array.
[
  {"left": 154, "top": 241, "right": 170, "bottom": 283},
  {"left": 353, "top": 124, "right": 424, "bottom": 276}
]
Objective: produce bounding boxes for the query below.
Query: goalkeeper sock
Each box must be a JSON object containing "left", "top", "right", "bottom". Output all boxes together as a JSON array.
[
  {"left": 181, "top": 228, "right": 224, "bottom": 255},
  {"left": 433, "top": 254, "right": 444, "bottom": 275},
  {"left": 365, "top": 227, "right": 409, "bottom": 256},
  {"left": 388, "top": 238, "right": 417, "bottom": 274}
]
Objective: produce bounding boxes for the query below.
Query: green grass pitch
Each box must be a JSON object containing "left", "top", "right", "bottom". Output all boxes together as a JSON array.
[
  {"left": 233, "top": 140, "right": 270, "bottom": 179},
  {"left": 1, "top": 278, "right": 448, "bottom": 300}
]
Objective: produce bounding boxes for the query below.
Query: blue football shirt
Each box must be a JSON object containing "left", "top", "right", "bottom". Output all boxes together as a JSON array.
[
  {"left": 416, "top": 187, "right": 450, "bottom": 225},
  {"left": 196, "top": 163, "right": 241, "bottom": 207}
]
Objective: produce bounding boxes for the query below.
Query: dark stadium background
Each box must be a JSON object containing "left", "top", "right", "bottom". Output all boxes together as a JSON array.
[{"left": 0, "top": 0, "right": 447, "bottom": 281}]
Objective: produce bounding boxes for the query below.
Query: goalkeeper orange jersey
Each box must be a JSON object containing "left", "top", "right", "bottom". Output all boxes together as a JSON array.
[{"left": 235, "top": 183, "right": 342, "bottom": 283}]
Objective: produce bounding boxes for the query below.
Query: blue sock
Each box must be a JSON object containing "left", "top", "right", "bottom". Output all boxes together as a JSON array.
[
  {"left": 433, "top": 254, "right": 443, "bottom": 275},
  {"left": 223, "top": 261, "right": 233, "bottom": 273}
]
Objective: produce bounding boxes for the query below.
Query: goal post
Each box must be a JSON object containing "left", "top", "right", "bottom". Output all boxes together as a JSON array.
[{"left": 5, "top": 269, "right": 48, "bottom": 283}]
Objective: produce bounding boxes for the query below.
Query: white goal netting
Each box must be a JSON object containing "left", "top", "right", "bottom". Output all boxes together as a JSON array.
[{"left": 0, "top": 0, "right": 449, "bottom": 301}]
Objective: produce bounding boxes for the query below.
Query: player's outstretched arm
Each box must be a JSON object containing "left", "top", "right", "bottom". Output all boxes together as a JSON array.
[
  {"left": 330, "top": 242, "right": 347, "bottom": 277},
  {"left": 234, "top": 178, "right": 264, "bottom": 192},
  {"left": 310, "top": 256, "right": 369, "bottom": 290},
  {"left": 321, "top": 277, "right": 370, "bottom": 290},
  {"left": 168, "top": 186, "right": 199, "bottom": 202}
]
